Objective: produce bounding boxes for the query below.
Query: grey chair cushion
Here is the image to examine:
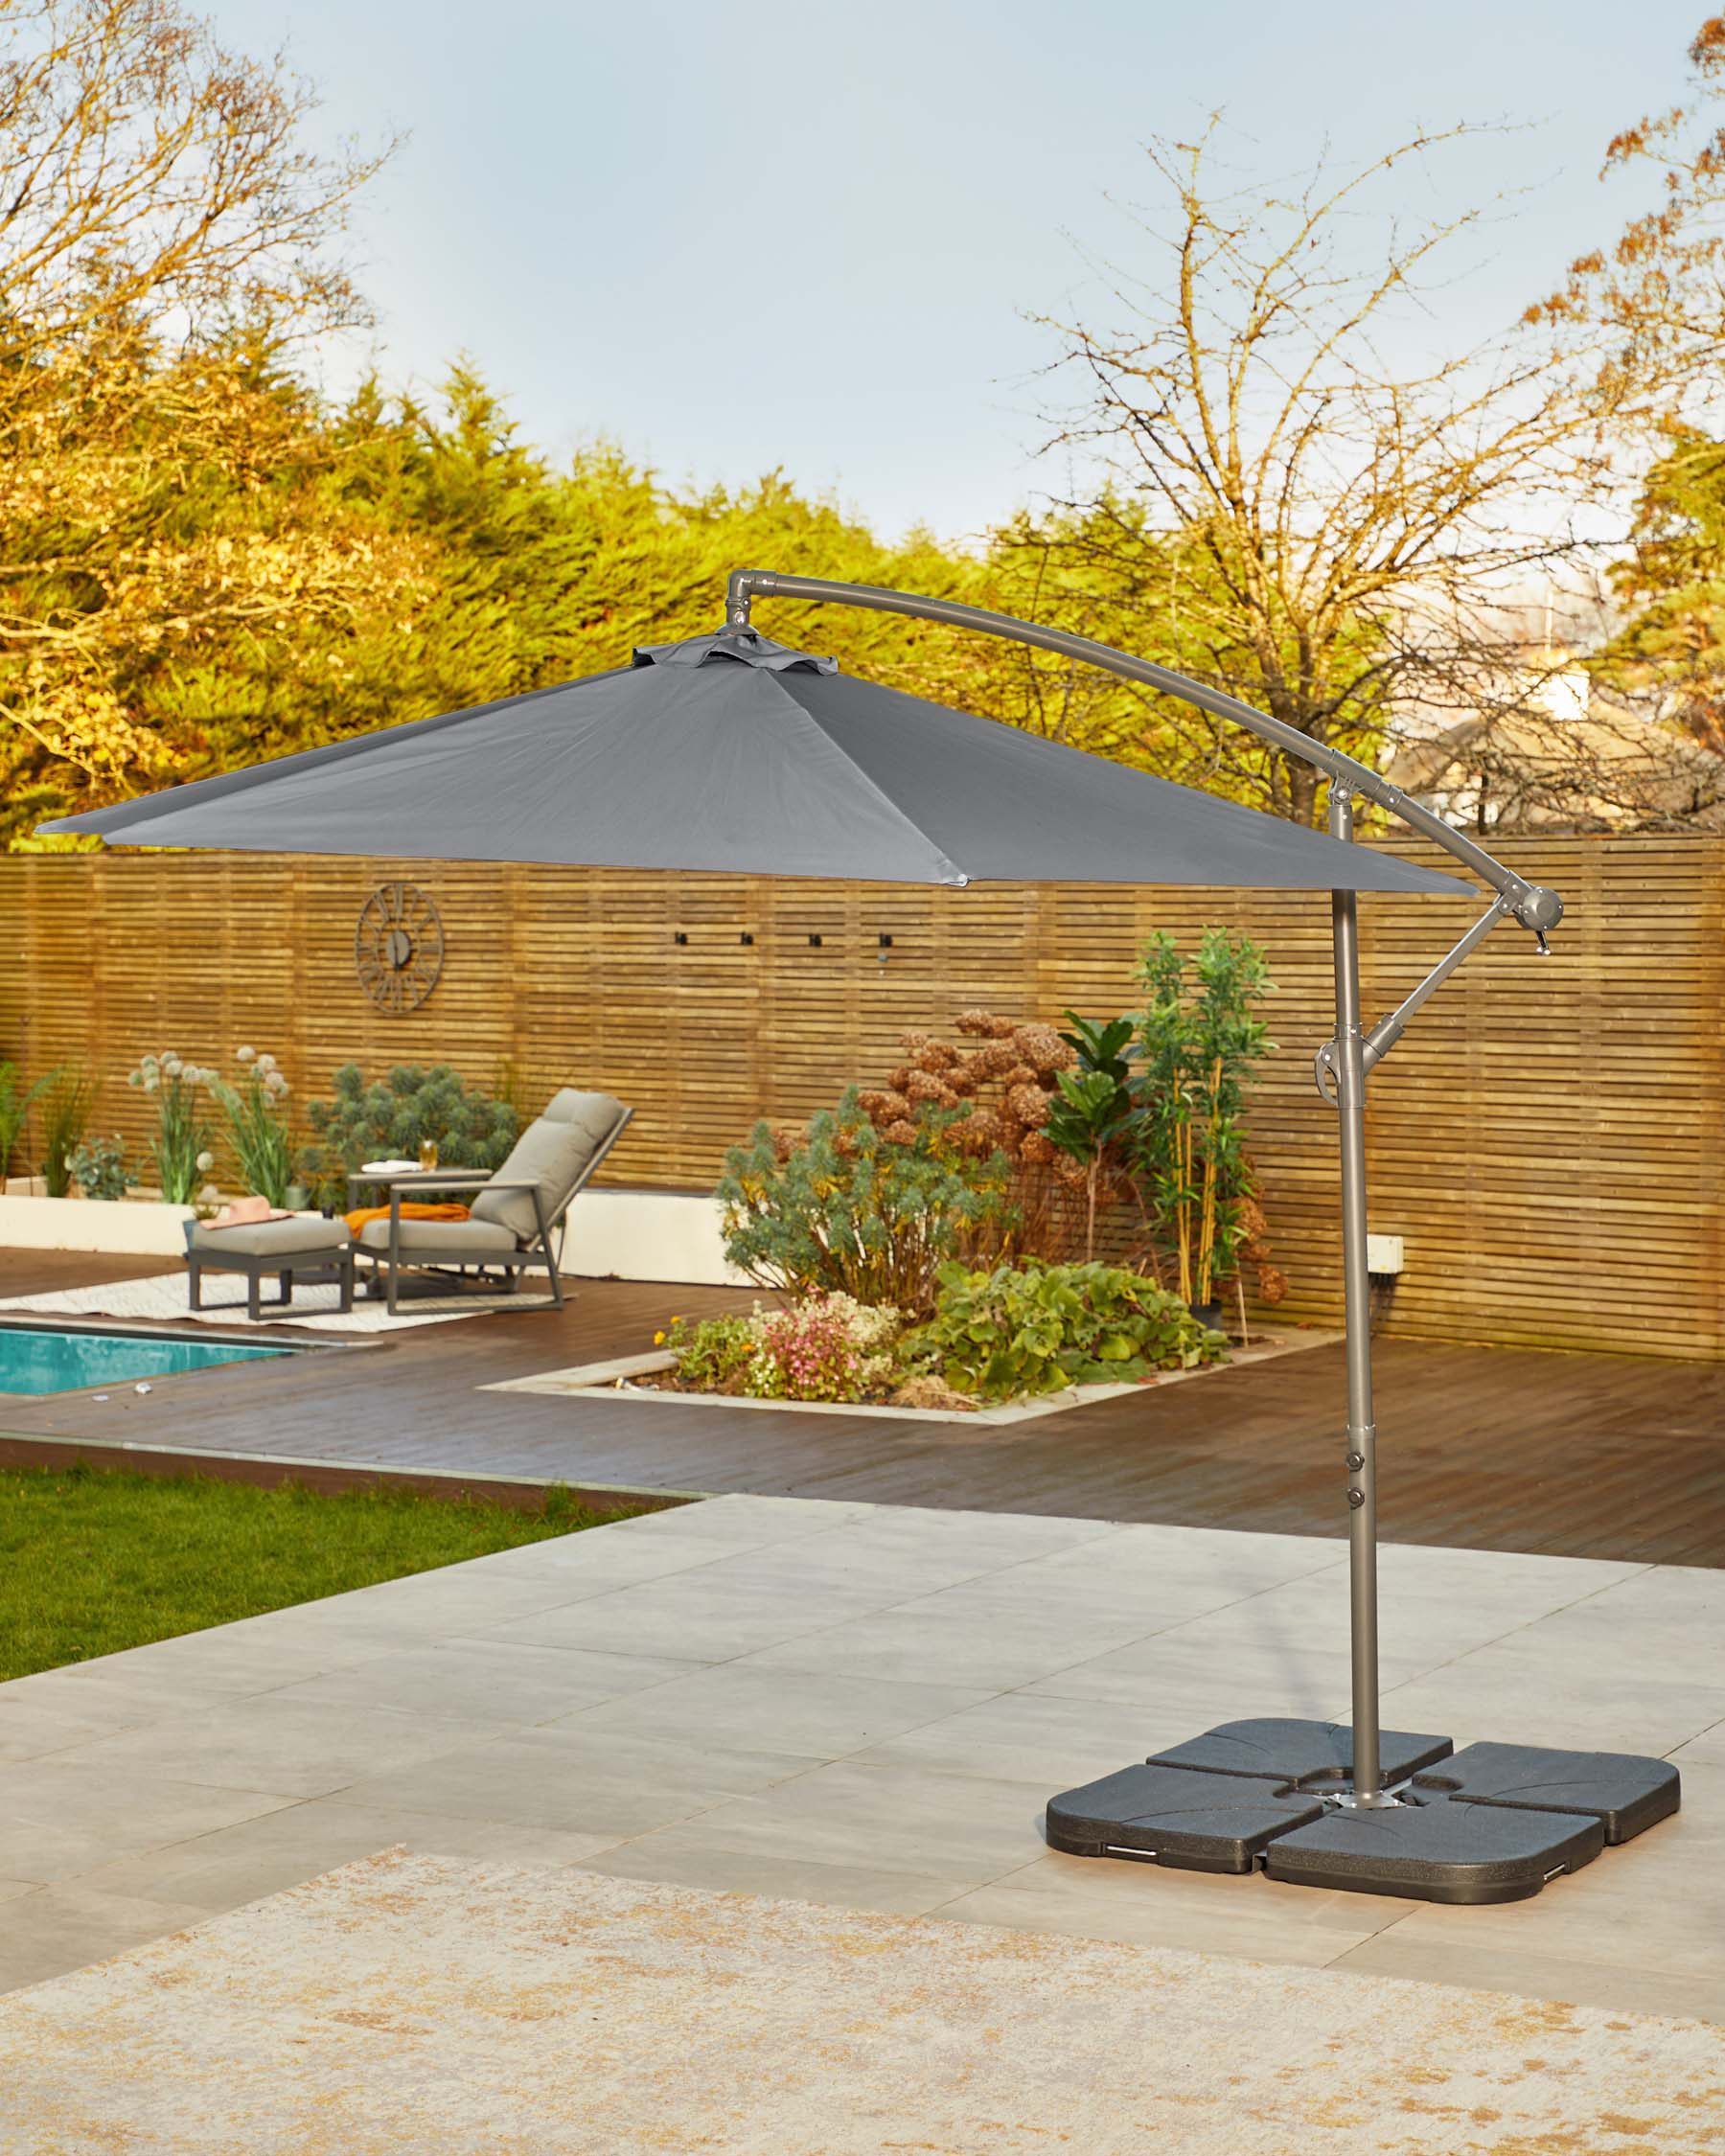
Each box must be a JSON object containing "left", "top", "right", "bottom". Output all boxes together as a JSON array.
[
  {"left": 470, "top": 1091, "right": 626, "bottom": 1243},
  {"left": 188, "top": 1217, "right": 345, "bottom": 1259},
  {"left": 353, "top": 1217, "right": 520, "bottom": 1255}
]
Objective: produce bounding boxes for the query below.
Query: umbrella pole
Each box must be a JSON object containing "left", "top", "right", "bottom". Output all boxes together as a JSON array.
[{"left": 1327, "top": 787, "right": 1389, "bottom": 1806}]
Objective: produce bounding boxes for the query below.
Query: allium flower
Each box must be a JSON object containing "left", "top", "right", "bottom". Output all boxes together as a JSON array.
[
  {"left": 264, "top": 1070, "right": 288, "bottom": 1096},
  {"left": 162, "top": 1055, "right": 183, "bottom": 1077},
  {"left": 236, "top": 1046, "right": 256, "bottom": 1064},
  {"left": 196, "top": 1151, "right": 215, "bottom": 1172},
  {"left": 256, "top": 1052, "right": 277, "bottom": 1073},
  {"left": 199, "top": 1182, "right": 219, "bottom": 1203},
  {"left": 126, "top": 1069, "right": 141, "bottom": 1089}
]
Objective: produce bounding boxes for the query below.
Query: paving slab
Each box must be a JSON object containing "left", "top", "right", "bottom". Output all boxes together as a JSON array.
[{"left": 0, "top": 1492, "right": 1713, "bottom": 2026}]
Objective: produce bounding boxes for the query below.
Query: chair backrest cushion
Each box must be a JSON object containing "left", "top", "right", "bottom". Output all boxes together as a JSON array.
[{"left": 470, "top": 1090, "right": 627, "bottom": 1243}]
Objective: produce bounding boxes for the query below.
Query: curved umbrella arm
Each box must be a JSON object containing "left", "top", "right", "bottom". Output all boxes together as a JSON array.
[{"left": 725, "top": 568, "right": 1564, "bottom": 938}]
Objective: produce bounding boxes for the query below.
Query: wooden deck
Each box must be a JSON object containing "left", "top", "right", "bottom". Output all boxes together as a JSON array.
[{"left": 2, "top": 1254, "right": 1722, "bottom": 1566}]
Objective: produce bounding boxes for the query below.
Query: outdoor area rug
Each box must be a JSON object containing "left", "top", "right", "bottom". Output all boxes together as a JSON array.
[
  {"left": 0, "top": 1850, "right": 1718, "bottom": 2154},
  {"left": 0, "top": 1273, "right": 492, "bottom": 1333}
]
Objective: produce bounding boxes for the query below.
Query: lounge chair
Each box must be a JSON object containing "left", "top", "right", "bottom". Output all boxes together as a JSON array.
[{"left": 347, "top": 1089, "right": 632, "bottom": 1313}]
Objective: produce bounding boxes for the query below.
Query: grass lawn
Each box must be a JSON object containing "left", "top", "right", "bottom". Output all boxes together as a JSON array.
[{"left": 0, "top": 1460, "right": 646, "bottom": 1683}]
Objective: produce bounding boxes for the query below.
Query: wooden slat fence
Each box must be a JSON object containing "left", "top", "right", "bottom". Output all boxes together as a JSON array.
[{"left": 1, "top": 837, "right": 1719, "bottom": 1361}]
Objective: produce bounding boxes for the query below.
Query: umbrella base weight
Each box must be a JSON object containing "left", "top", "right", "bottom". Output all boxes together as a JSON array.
[{"left": 1046, "top": 1720, "right": 1679, "bottom": 1906}]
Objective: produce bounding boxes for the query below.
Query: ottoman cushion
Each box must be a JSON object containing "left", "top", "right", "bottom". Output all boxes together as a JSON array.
[{"left": 188, "top": 1217, "right": 346, "bottom": 1259}]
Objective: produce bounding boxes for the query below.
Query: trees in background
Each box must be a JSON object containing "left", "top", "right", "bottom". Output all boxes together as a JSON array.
[
  {"left": 15, "top": 4, "right": 1725, "bottom": 844},
  {"left": 1025, "top": 125, "right": 1639, "bottom": 827}
]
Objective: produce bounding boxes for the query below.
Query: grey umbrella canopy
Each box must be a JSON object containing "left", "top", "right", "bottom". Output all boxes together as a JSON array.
[{"left": 41, "top": 627, "right": 1467, "bottom": 896}]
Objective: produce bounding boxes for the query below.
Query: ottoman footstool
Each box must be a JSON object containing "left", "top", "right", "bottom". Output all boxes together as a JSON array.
[{"left": 184, "top": 1217, "right": 355, "bottom": 1319}]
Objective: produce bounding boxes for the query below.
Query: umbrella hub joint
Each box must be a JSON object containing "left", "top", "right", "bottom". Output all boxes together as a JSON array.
[{"left": 632, "top": 626, "right": 839, "bottom": 676}]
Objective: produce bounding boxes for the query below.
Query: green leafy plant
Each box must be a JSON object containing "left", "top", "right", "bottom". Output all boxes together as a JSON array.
[
  {"left": 212, "top": 1046, "right": 296, "bottom": 1206},
  {"left": 906, "top": 1259, "right": 1227, "bottom": 1402},
  {"left": 1133, "top": 929, "right": 1275, "bottom": 1308},
  {"left": 1045, "top": 1013, "right": 1141, "bottom": 1260},
  {"left": 68, "top": 1134, "right": 136, "bottom": 1202},
  {"left": 300, "top": 1063, "right": 520, "bottom": 1206},
  {"left": 659, "top": 1312, "right": 760, "bottom": 1395},
  {"left": 0, "top": 1062, "right": 58, "bottom": 1183},
  {"left": 717, "top": 1088, "right": 1012, "bottom": 1319},
  {"left": 126, "top": 1051, "right": 218, "bottom": 1204},
  {"left": 39, "top": 1067, "right": 100, "bottom": 1198}
]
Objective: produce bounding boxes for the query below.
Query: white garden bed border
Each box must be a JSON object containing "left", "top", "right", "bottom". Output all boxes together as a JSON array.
[{"left": 483, "top": 1327, "right": 1341, "bottom": 1426}]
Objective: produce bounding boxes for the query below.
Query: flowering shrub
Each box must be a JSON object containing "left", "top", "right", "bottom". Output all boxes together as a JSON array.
[
  {"left": 663, "top": 1294, "right": 904, "bottom": 1404},
  {"left": 212, "top": 1046, "right": 296, "bottom": 1205},
  {"left": 717, "top": 1088, "right": 1011, "bottom": 1319},
  {"left": 126, "top": 1050, "right": 218, "bottom": 1203}
]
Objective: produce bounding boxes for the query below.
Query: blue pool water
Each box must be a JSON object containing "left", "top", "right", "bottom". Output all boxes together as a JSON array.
[{"left": 0, "top": 1326, "right": 297, "bottom": 1396}]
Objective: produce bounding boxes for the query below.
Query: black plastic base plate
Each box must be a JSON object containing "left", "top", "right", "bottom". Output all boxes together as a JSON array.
[
  {"left": 1414, "top": 1741, "right": 1681, "bottom": 1845},
  {"left": 1046, "top": 1763, "right": 1324, "bottom": 1872},
  {"left": 1046, "top": 1724, "right": 1680, "bottom": 1905},
  {"left": 1262, "top": 1795, "right": 1603, "bottom": 1904},
  {"left": 1150, "top": 1716, "right": 1453, "bottom": 1789}
]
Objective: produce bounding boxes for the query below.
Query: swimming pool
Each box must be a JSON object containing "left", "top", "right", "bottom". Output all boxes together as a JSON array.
[{"left": 0, "top": 1324, "right": 298, "bottom": 1396}]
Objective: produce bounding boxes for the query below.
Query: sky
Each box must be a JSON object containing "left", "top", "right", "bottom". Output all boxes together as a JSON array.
[{"left": 211, "top": 0, "right": 1705, "bottom": 546}]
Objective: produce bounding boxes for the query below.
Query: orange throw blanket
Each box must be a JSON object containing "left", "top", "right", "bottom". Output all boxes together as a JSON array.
[{"left": 344, "top": 1201, "right": 472, "bottom": 1238}]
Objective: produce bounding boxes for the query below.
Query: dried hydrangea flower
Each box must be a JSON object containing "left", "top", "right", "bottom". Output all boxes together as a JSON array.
[{"left": 1007, "top": 1083, "right": 1052, "bottom": 1127}]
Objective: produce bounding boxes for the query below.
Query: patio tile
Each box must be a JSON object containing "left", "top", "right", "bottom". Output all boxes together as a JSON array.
[
  {"left": 1012, "top": 1522, "right": 1344, "bottom": 1595},
  {"left": 249, "top": 1565, "right": 613, "bottom": 1636},
  {"left": 0, "top": 1886, "right": 211, "bottom": 1994},
  {"left": 43, "top": 1697, "right": 497, "bottom": 1800},
  {"left": 0, "top": 1686, "right": 165, "bottom": 1765},
  {"left": 650, "top": 1760, "right": 1053, "bottom": 1884},
  {"left": 847, "top": 1691, "right": 1208, "bottom": 1786},
  {"left": 551, "top": 1663, "right": 990, "bottom": 1757},
  {"left": 734, "top": 1599, "right": 1161, "bottom": 1693},
  {"left": 1668, "top": 1719, "right": 1725, "bottom": 1769},
  {"left": 476, "top": 1571, "right": 883, "bottom": 1663},
  {"left": 68, "top": 1798, "right": 623, "bottom": 1915},
  {"left": 586, "top": 1497, "right": 877, "bottom": 1548},
  {"left": 0, "top": 1763, "right": 295, "bottom": 1886},
  {"left": 437, "top": 1525, "right": 746, "bottom": 1594},
  {"left": 33, "top": 1627, "right": 368, "bottom": 1700},
  {"left": 334, "top": 1727, "right": 822, "bottom": 1841},
  {"left": 1020, "top": 1632, "right": 1363, "bottom": 1718},
  {"left": 1378, "top": 1643, "right": 1725, "bottom": 1756},
  {"left": 778, "top": 1506, "right": 1123, "bottom": 1585},
  {"left": 935, "top": 1879, "right": 1386, "bottom": 1969},
  {"left": 1328, "top": 1932, "right": 1725, "bottom": 2024},
  {"left": 572, "top": 1832, "right": 975, "bottom": 1915},
  {"left": 1363, "top": 1543, "right": 1649, "bottom": 1603},
  {"left": 874, "top": 1569, "right": 1247, "bottom": 1636},
  {"left": 268, "top": 1639, "right": 702, "bottom": 1727}
]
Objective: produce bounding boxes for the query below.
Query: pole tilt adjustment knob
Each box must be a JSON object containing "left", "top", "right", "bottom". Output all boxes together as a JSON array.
[
  {"left": 1347, "top": 1487, "right": 1366, "bottom": 1509},
  {"left": 1345, "top": 1452, "right": 1366, "bottom": 1473}
]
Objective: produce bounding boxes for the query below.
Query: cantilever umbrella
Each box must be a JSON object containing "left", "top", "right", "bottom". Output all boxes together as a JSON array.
[{"left": 42, "top": 572, "right": 1677, "bottom": 1903}]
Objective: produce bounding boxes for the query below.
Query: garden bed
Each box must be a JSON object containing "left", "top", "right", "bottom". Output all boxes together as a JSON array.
[{"left": 486, "top": 1325, "right": 1340, "bottom": 1425}]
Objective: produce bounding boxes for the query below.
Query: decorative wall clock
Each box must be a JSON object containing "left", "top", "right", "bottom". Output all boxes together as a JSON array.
[{"left": 355, "top": 883, "right": 445, "bottom": 1013}]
